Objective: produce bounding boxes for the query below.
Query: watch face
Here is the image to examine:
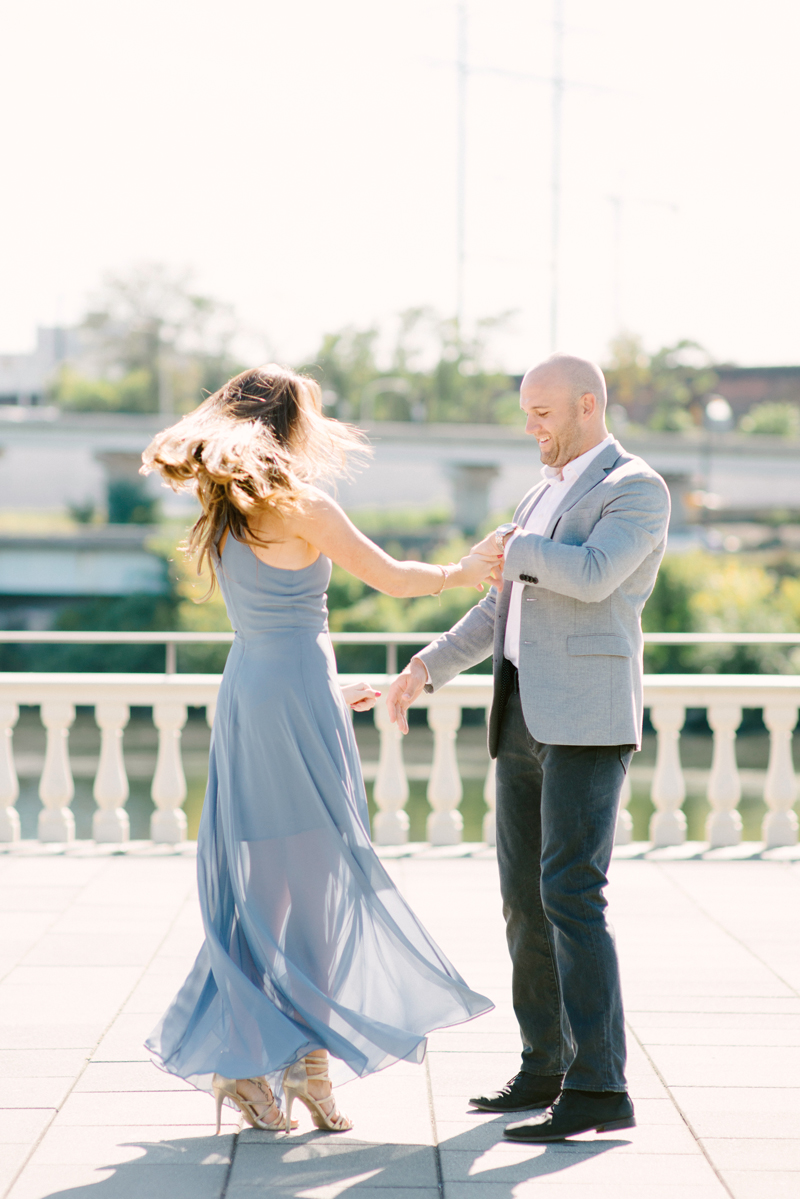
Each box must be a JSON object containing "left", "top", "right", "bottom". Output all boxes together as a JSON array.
[{"left": 496, "top": 523, "right": 516, "bottom": 536}]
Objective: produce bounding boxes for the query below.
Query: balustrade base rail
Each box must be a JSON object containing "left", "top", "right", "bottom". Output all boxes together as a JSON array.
[{"left": 0, "top": 673, "right": 798, "bottom": 852}]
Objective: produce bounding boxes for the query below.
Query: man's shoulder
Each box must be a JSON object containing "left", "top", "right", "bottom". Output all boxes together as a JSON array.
[{"left": 607, "top": 443, "right": 669, "bottom": 494}]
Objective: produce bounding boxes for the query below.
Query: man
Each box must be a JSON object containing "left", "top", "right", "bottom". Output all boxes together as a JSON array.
[{"left": 386, "top": 353, "right": 670, "bottom": 1142}]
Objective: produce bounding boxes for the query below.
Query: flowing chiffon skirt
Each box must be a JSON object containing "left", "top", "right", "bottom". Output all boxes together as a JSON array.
[{"left": 146, "top": 534, "right": 492, "bottom": 1095}]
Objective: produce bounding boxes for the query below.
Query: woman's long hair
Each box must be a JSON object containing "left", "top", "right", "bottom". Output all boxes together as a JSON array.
[{"left": 141, "top": 364, "right": 369, "bottom": 594}]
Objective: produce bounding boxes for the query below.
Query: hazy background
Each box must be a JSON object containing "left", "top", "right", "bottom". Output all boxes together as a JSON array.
[{"left": 2, "top": 0, "right": 798, "bottom": 369}]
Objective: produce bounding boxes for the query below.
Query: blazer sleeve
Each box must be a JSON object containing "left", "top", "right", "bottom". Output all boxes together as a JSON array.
[
  {"left": 416, "top": 586, "right": 498, "bottom": 692},
  {"left": 503, "top": 473, "right": 670, "bottom": 603}
]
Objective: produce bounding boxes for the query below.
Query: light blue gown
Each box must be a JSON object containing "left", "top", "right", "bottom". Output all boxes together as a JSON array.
[{"left": 146, "top": 532, "right": 492, "bottom": 1095}]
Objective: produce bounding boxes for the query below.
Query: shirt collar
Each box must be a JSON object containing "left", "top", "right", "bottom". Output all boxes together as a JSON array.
[{"left": 541, "top": 433, "right": 614, "bottom": 485}]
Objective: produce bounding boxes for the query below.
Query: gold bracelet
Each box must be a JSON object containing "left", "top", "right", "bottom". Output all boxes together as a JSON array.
[{"left": 432, "top": 564, "right": 449, "bottom": 598}]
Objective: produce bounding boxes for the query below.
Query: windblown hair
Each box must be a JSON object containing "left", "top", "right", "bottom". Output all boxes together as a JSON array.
[{"left": 141, "top": 364, "right": 369, "bottom": 594}]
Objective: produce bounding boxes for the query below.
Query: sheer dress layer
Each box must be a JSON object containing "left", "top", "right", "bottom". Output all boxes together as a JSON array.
[{"left": 146, "top": 533, "right": 492, "bottom": 1095}]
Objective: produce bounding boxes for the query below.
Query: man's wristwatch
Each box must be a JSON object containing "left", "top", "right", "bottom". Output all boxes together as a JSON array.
[{"left": 494, "top": 522, "right": 518, "bottom": 553}]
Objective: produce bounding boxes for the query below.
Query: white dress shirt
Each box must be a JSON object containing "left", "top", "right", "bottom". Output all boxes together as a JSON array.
[{"left": 503, "top": 434, "right": 614, "bottom": 668}]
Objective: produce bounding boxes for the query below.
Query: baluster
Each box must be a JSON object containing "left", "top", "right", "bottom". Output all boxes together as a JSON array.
[
  {"left": 706, "top": 703, "right": 743, "bottom": 847},
  {"left": 372, "top": 700, "right": 409, "bottom": 844},
  {"left": 92, "top": 703, "right": 130, "bottom": 843},
  {"left": 762, "top": 703, "right": 798, "bottom": 848},
  {"left": 38, "top": 702, "right": 76, "bottom": 842},
  {"left": 615, "top": 770, "right": 633, "bottom": 846},
  {"left": 0, "top": 703, "right": 20, "bottom": 842},
  {"left": 649, "top": 703, "right": 686, "bottom": 846},
  {"left": 427, "top": 703, "right": 463, "bottom": 845},
  {"left": 151, "top": 703, "right": 188, "bottom": 843}
]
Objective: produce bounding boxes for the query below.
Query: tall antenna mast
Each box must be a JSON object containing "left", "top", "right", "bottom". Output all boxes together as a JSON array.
[
  {"left": 549, "top": 0, "right": 564, "bottom": 351},
  {"left": 456, "top": 1, "right": 468, "bottom": 335}
]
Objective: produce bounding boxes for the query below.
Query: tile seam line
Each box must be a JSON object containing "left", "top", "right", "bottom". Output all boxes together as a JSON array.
[
  {"left": 655, "top": 861, "right": 800, "bottom": 1001},
  {"left": 626, "top": 1019, "right": 736, "bottom": 1199},
  {"left": 1, "top": 859, "right": 198, "bottom": 1199},
  {"left": 424, "top": 1051, "right": 444, "bottom": 1199}
]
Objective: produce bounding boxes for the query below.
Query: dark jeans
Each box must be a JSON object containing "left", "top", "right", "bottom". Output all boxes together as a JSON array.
[{"left": 495, "top": 683, "right": 634, "bottom": 1093}]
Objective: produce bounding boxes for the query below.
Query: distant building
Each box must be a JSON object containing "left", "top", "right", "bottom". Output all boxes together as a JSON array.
[
  {"left": 715, "top": 365, "right": 800, "bottom": 416},
  {"left": 0, "top": 326, "right": 85, "bottom": 407}
]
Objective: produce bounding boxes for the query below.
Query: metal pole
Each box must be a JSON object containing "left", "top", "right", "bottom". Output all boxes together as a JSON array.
[
  {"left": 386, "top": 643, "right": 398, "bottom": 676},
  {"left": 165, "top": 641, "right": 177, "bottom": 675},
  {"left": 456, "top": 0, "right": 468, "bottom": 333},
  {"left": 549, "top": 0, "right": 564, "bottom": 352}
]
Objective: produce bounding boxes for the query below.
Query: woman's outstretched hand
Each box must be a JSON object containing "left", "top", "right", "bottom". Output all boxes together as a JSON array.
[
  {"left": 341, "top": 682, "right": 381, "bottom": 712},
  {"left": 456, "top": 550, "right": 504, "bottom": 592}
]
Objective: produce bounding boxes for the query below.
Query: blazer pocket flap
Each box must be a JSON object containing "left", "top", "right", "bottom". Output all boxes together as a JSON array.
[{"left": 567, "top": 635, "right": 632, "bottom": 658}]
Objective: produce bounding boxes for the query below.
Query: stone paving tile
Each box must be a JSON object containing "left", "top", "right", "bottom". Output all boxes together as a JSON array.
[
  {"left": 0, "top": 1079, "right": 73, "bottom": 1109},
  {"left": 6, "top": 1161, "right": 228, "bottom": 1199},
  {"left": 646, "top": 1044, "right": 800, "bottom": 1088},
  {"left": 0, "top": 1110, "right": 55, "bottom": 1146},
  {"left": 228, "top": 1190, "right": 439, "bottom": 1199},
  {"left": 700, "top": 1137, "right": 800, "bottom": 1170},
  {"left": 3, "top": 856, "right": 800, "bottom": 1198},
  {"left": 441, "top": 1184, "right": 728, "bottom": 1199},
  {"left": 0, "top": 1024, "right": 104, "bottom": 1051},
  {"left": 231, "top": 1140, "right": 439, "bottom": 1188},
  {"left": 435, "top": 1120, "right": 701, "bottom": 1155},
  {"left": 0, "top": 1050, "right": 90, "bottom": 1079},
  {"left": 27, "top": 1125, "right": 236, "bottom": 1165},
  {"left": 718, "top": 1171, "right": 800, "bottom": 1199},
  {"left": 91, "top": 1014, "right": 157, "bottom": 1062},
  {"left": 73, "top": 1062, "right": 197, "bottom": 1093},
  {"left": 439, "top": 1145, "right": 715, "bottom": 1184},
  {"left": 53, "top": 1089, "right": 222, "bottom": 1127}
]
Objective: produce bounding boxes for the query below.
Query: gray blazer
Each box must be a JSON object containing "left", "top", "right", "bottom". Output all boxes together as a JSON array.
[{"left": 417, "top": 438, "right": 670, "bottom": 753}]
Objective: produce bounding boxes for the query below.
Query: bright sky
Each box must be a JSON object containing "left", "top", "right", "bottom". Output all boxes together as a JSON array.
[{"left": 1, "top": 0, "right": 798, "bottom": 371}]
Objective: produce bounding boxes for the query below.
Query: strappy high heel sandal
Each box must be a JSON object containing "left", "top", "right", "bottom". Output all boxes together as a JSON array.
[
  {"left": 282, "top": 1054, "right": 353, "bottom": 1133},
  {"left": 212, "top": 1074, "right": 297, "bottom": 1134}
]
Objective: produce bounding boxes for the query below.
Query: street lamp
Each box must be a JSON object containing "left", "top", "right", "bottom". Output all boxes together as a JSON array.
[{"left": 702, "top": 394, "right": 733, "bottom": 517}]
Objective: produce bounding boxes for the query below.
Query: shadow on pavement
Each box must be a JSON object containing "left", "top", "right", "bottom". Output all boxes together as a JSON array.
[{"left": 27, "top": 1119, "right": 631, "bottom": 1198}]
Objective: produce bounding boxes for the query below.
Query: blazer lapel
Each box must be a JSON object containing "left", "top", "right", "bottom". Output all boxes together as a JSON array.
[{"left": 544, "top": 440, "right": 623, "bottom": 539}]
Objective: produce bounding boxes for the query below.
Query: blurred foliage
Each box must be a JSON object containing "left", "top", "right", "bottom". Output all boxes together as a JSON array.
[
  {"left": 739, "top": 401, "right": 800, "bottom": 437},
  {"left": 643, "top": 550, "right": 800, "bottom": 674},
  {"left": 107, "top": 480, "right": 159, "bottom": 525},
  {"left": 51, "top": 264, "right": 242, "bottom": 414},
  {"left": 604, "top": 334, "right": 718, "bottom": 431},
  {"left": 300, "top": 308, "right": 519, "bottom": 425}
]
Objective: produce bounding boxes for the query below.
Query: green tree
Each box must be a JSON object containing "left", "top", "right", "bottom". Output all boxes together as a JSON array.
[
  {"left": 52, "top": 264, "right": 241, "bottom": 414},
  {"left": 302, "top": 309, "right": 518, "bottom": 424},
  {"left": 604, "top": 336, "right": 718, "bottom": 431}
]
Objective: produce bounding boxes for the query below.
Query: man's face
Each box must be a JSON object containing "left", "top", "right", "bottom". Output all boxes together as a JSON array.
[{"left": 520, "top": 372, "right": 585, "bottom": 469}]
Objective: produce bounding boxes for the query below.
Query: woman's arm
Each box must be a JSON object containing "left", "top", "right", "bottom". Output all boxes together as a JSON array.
[{"left": 289, "top": 489, "right": 501, "bottom": 598}]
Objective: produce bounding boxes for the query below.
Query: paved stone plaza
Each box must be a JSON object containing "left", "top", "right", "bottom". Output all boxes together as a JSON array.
[{"left": 1, "top": 844, "right": 799, "bottom": 1199}]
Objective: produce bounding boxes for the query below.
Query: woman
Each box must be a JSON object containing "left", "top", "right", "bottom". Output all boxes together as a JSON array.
[{"left": 142, "top": 364, "right": 496, "bottom": 1135}]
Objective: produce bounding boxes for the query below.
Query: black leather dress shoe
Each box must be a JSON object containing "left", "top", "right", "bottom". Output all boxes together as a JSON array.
[
  {"left": 469, "top": 1072, "right": 564, "bottom": 1113},
  {"left": 504, "top": 1089, "right": 635, "bottom": 1141}
]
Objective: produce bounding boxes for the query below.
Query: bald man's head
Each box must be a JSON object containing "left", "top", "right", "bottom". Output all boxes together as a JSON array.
[
  {"left": 519, "top": 353, "right": 609, "bottom": 470},
  {"left": 523, "top": 354, "right": 607, "bottom": 412}
]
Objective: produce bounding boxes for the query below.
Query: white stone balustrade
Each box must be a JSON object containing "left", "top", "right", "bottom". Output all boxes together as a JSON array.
[
  {"left": 151, "top": 703, "right": 189, "bottom": 843},
  {"left": 649, "top": 703, "right": 687, "bottom": 847},
  {"left": 93, "top": 702, "right": 130, "bottom": 843},
  {"left": 426, "top": 703, "right": 463, "bottom": 845},
  {"left": 0, "top": 703, "right": 20, "bottom": 842},
  {"left": 0, "top": 671, "right": 797, "bottom": 851},
  {"left": 38, "top": 702, "right": 76, "bottom": 842}
]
